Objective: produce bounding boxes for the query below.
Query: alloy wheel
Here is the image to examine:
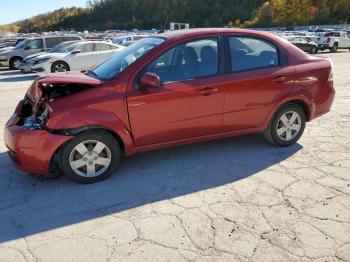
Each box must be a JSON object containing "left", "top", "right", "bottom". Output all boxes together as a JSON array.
[
  {"left": 69, "top": 140, "right": 112, "bottom": 177},
  {"left": 276, "top": 111, "right": 302, "bottom": 141},
  {"left": 13, "top": 59, "right": 21, "bottom": 69},
  {"left": 54, "top": 63, "right": 68, "bottom": 72}
]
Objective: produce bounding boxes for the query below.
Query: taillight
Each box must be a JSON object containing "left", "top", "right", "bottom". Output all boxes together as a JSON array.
[{"left": 326, "top": 37, "right": 331, "bottom": 43}]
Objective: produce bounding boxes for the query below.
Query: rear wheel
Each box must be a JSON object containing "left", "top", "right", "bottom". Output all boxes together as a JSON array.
[
  {"left": 264, "top": 104, "right": 306, "bottom": 147},
  {"left": 9, "top": 57, "right": 23, "bottom": 70},
  {"left": 59, "top": 132, "right": 121, "bottom": 183},
  {"left": 310, "top": 46, "right": 317, "bottom": 54},
  {"left": 51, "top": 61, "right": 70, "bottom": 73}
]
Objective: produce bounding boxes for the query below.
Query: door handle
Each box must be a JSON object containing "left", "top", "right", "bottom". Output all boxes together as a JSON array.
[
  {"left": 199, "top": 87, "right": 218, "bottom": 96},
  {"left": 274, "top": 76, "right": 287, "bottom": 83}
]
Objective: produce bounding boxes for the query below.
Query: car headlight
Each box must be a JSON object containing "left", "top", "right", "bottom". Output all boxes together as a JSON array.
[{"left": 0, "top": 55, "right": 8, "bottom": 60}]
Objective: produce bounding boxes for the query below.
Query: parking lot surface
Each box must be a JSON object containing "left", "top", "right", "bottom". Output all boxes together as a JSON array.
[{"left": 0, "top": 52, "right": 349, "bottom": 262}]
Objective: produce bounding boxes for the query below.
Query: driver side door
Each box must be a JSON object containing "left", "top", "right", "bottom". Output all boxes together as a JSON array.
[
  {"left": 127, "top": 37, "right": 226, "bottom": 147},
  {"left": 23, "top": 39, "right": 44, "bottom": 57}
]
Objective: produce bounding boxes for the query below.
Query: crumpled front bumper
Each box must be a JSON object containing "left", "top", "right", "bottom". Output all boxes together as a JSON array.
[{"left": 4, "top": 115, "right": 72, "bottom": 175}]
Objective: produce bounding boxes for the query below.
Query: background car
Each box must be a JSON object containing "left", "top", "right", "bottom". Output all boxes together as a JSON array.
[
  {"left": 30, "top": 41, "right": 124, "bottom": 73},
  {"left": 112, "top": 34, "right": 149, "bottom": 46},
  {"left": 288, "top": 36, "right": 318, "bottom": 54},
  {"left": 0, "top": 35, "right": 83, "bottom": 69},
  {"left": 19, "top": 40, "right": 83, "bottom": 72}
]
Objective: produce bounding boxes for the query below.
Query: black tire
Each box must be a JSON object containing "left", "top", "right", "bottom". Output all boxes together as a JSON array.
[
  {"left": 310, "top": 46, "right": 317, "bottom": 54},
  {"left": 51, "top": 61, "right": 70, "bottom": 73},
  {"left": 264, "top": 103, "right": 306, "bottom": 147},
  {"left": 331, "top": 43, "right": 338, "bottom": 53},
  {"left": 59, "top": 132, "right": 121, "bottom": 184},
  {"left": 9, "top": 57, "right": 23, "bottom": 70}
]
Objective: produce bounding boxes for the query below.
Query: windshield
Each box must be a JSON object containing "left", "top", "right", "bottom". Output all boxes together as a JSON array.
[
  {"left": 92, "top": 37, "right": 165, "bottom": 81},
  {"left": 15, "top": 39, "right": 30, "bottom": 49}
]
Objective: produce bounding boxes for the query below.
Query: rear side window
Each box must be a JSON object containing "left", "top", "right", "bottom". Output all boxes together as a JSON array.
[
  {"left": 45, "top": 37, "right": 63, "bottom": 48},
  {"left": 228, "top": 36, "right": 279, "bottom": 72}
]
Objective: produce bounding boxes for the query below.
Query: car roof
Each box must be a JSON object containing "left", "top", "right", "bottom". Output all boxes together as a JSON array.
[
  {"left": 158, "top": 28, "right": 284, "bottom": 43},
  {"left": 74, "top": 40, "right": 110, "bottom": 44}
]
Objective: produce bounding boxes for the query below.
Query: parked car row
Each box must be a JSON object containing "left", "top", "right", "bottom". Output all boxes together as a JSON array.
[
  {"left": 0, "top": 35, "right": 83, "bottom": 69},
  {"left": 0, "top": 37, "right": 125, "bottom": 73},
  {"left": 0, "top": 33, "right": 158, "bottom": 73},
  {"left": 23, "top": 41, "right": 123, "bottom": 73},
  {"left": 278, "top": 30, "right": 350, "bottom": 53}
]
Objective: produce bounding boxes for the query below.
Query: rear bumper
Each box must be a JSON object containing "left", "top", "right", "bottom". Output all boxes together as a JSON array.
[
  {"left": 312, "top": 83, "right": 336, "bottom": 120},
  {"left": 4, "top": 118, "right": 72, "bottom": 175}
]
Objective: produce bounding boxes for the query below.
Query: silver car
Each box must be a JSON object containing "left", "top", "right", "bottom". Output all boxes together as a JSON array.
[
  {"left": 18, "top": 40, "right": 83, "bottom": 72},
  {"left": 0, "top": 35, "right": 82, "bottom": 69}
]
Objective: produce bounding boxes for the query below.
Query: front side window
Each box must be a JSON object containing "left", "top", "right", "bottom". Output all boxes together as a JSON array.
[
  {"left": 229, "top": 36, "right": 279, "bottom": 72},
  {"left": 147, "top": 38, "right": 218, "bottom": 84},
  {"left": 95, "top": 43, "right": 111, "bottom": 51},
  {"left": 25, "top": 39, "right": 44, "bottom": 50}
]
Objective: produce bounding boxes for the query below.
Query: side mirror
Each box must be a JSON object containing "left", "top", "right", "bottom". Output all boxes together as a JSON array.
[
  {"left": 71, "top": 50, "right": 81, "bottom": 55},
  {"left": 139, "top": 72, "right": 160, "bottom": 88},
  {"left": 24, "top": 46, "right": 31, "bottom": 50}
]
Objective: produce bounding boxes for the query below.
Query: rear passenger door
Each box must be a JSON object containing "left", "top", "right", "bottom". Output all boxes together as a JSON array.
[{"left": 222, "top": 35, "right": 295, "bottom": 132}]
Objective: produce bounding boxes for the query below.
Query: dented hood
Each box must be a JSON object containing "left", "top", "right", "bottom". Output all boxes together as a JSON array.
[
  {"left": 26, "top": 72, "right": 102, "bottom": 102},
  {"left": 37, "top": 72, "right": 102, "bottom": 85}
]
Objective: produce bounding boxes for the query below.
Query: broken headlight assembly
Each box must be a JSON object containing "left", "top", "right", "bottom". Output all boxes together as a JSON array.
[{"left": 20, "top": 101, "right": 50, "bottom": 130}]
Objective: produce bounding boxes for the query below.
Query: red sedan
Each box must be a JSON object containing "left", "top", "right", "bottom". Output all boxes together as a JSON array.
[{"left": 4, "top": 28, "right": 335, "bottom": 183}]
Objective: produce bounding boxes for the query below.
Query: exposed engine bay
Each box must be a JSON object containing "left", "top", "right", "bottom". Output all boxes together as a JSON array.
[{"left": 17, "top": 76, "right": 100, "bottom": 130}]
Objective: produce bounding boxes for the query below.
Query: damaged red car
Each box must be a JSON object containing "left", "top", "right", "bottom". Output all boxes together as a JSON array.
[{"left": 4, "top": 29, "right": 335, "bottom": 183}]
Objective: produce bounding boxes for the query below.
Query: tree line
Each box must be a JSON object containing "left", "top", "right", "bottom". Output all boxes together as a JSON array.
[
  {"left": 2, "top": 0, "right": 350, "bottom": 33},
  {"left": 241, "top": 0, "right": 350, "bottom": 28}
]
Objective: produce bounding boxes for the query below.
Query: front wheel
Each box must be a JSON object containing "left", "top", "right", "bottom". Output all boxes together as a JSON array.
[
  {"left": 310, "top": 46, "right": 317, "bottom": 54},
  {"left": 59, "top": 132, "right": 121, "bottom": 183},
  {"left": 51, "top": 61, "right": 70, "bottom": 73},
  {"left": 331, "top": 43, "right": 338, "bottom": 53},
  {"left": 9, "top": 57, "right": 23, "bottom": 70},
  {"left": 264, "top": 104, "right": 306, "bottom": 147}
]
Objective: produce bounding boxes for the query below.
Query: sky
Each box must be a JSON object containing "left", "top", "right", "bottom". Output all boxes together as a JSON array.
[{"left": 0, "top": 0, "right": 87, "bottom": 24}]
